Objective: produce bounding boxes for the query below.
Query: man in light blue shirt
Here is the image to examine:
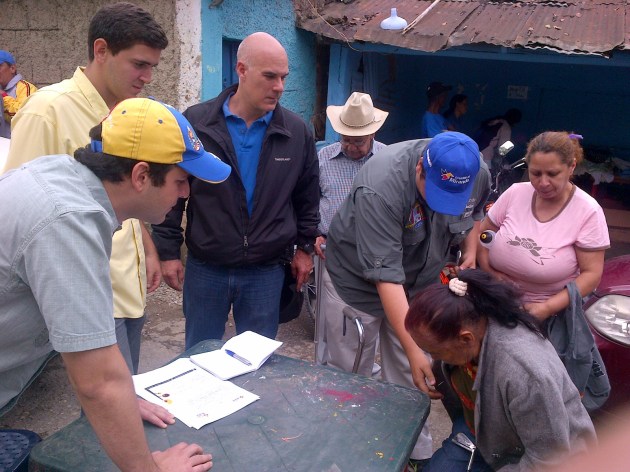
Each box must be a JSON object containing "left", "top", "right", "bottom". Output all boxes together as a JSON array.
[
  {"left": 420, "top": 81, "right": 452, "bottom": 138},
  {"left": 0, "top": 98, "right": 230, "bottom": 472}
]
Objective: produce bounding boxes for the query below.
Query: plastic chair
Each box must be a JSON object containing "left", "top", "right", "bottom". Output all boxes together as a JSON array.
[{"left": 0, "top": 429, "right": 41, "bottom": 472}]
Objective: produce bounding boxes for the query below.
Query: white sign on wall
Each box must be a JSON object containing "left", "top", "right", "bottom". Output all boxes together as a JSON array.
[{"left": 507, "top": 85, "right": 529, "bottom": 100}]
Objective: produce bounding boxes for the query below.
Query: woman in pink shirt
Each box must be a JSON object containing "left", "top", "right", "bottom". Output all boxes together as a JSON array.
[{"left": 477, "top": 131, "right": 610, "bottom": 321}]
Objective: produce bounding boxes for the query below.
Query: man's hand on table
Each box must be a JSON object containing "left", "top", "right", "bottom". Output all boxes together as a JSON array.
[
  {"left": 140, "top": 400, "right": 214, "bottom": 470},
  {"left": 152, "top": 442, "right": 213, "bottom": 471},
  {"left": 138, "top": 398, "right": 175, "bottom": 428}
]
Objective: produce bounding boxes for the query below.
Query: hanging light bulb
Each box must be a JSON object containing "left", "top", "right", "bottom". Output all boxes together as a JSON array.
[{"left": 380, "top": 8, "right": 408, "bottom": 30}]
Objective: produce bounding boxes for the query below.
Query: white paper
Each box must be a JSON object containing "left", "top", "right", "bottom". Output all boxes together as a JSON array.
[
  {"left": 223, "top": 331, "right": 283, "bottom": 368},
  {"left": 190, "top": 331, "right": 282, "bottom": 380},
  {"left": 190, "top": 349, "right": 253, "bottom": 380},
  {"left": 133, "top": 358, "right": 259, "bottom": 429}
]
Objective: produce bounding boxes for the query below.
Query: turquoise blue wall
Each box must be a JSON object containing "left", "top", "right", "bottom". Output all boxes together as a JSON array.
[
  {"left": 200, "top": 0, "right": 316, "bottom": 128},
  {"left": 326, "top": 45, "right": 630, "bottom": 159}
]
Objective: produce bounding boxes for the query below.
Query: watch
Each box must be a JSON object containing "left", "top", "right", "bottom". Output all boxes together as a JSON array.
[{"left": 297, "top": 243, "right": 315, "bottom": 255}]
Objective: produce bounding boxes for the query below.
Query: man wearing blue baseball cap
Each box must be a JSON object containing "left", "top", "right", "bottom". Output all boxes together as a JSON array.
[
  {"left": 0, "top": 98, "right": 229, "bottom": 471},
  {"left": 0, "top": 50, "right": 37, "bottom": 138},
  {"left": 320, "top": 131, "right": 490, "bottom": 469}
]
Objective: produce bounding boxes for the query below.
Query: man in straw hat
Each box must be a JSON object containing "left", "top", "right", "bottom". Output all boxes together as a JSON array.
[
  {"left": 314, "top": 91, "right": 388, "bottom": 364},
  {"left": 0, "top": 97, "right": 231, "bottom": 471},
  {"left": 321, "top": 131, "right": 490, "bottom": 470}
]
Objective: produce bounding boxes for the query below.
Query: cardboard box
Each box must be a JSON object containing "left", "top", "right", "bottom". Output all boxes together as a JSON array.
[{"left": 604, "top": 208, "right": 630, "bottom": 243}]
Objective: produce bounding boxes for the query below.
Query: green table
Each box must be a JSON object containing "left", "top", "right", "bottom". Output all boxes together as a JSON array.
[{"left": 30, "top": 340, "right": 429, "bottom": 471}]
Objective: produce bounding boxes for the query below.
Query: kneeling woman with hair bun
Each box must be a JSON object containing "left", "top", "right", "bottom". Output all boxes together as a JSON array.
[{"left": 405, "top": 269, "right": 595, "bottom": 472}]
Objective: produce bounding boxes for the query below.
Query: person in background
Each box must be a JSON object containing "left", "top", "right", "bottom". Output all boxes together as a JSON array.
[
  {"left": 0, "top": 50, "right": 37, "bottom": 138},
  {"left": 474, "top": 108, "right": 522, "bottom": 174},
  {"left": 152, "top": 32, "right": 319, "bottom": 349},
  {"left": 0, "top": 97, "right": 231, "bottom": 471},
  {"left": 322, "top": 132, "right": 490, "bottom": 470},
  {"left": 314, "top": 91, "right": 388, "bottom": 364},
  {"left": 443, "top": 93, "right": 467, "bottom": 133},
  {"left": 405, "top": 269, "right": 596, "bottom": 471},
  {"left": 420, "top": 81, "right": 451, "bottom": 138},
  {"left": 3, "top": 2, "right": 167, "bottom": 376}
]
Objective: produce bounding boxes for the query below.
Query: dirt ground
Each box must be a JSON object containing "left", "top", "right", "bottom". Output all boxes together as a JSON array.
[{"left": 0, "top": 283, "right": 451, "bottom": 452}]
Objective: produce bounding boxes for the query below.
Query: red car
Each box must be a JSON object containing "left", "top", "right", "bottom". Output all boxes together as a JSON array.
[{"left": 584, "top": 255, "right": 630, "bottom": 417}]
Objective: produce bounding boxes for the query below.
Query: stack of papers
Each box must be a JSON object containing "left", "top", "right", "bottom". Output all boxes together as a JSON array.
[{"left": 133, "top": 331, "right": 282, "bottom": 429}]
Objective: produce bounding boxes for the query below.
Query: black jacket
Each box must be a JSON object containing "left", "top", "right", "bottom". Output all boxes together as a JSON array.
[{"left": 152, "top": 85, "right": 320, "bottom": 266}]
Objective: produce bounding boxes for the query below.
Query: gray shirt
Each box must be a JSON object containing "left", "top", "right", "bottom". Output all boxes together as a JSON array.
[
  {"left": 474, "top": 319, "right": 595, "bottom": 470},
  {"left": 326, "top": 139, "right": 490, "bottom": 317},
  {"left": 0, "top": 155, "right": 118, "bottom": 410}
]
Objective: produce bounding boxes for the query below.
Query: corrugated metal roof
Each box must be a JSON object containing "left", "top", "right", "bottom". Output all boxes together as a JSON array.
[{"left": 293, "top": 0, "right": 628, "bottom": 56}]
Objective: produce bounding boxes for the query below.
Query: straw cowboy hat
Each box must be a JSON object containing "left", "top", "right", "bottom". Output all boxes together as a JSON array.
[{"left": 326, "top": 92, "right": 389, "bottom": 137}]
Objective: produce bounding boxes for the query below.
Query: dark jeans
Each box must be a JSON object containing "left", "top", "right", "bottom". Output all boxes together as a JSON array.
[
  {"left": 424, "top": 416, "right": 493, "bottom": 472},
  {"left": 182, "top": 255, "right": 285, "bottom": 349}
]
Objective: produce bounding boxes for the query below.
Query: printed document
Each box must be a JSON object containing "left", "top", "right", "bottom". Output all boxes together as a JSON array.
[{"left": 133, "top": 358, "right": 259, "bottom": 429}]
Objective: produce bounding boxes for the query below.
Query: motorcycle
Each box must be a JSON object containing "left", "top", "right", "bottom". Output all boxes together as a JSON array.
[
  {"left": 483, "top": 140, "right": 527, "bottom": 214},
  {"left": 583, "top": 254, "right": 630, "bottom": 418}
]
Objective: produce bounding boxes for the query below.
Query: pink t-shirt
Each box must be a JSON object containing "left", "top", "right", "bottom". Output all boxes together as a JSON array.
[{"left": 487, "top": 182, "right": 610, "bottom": 303}]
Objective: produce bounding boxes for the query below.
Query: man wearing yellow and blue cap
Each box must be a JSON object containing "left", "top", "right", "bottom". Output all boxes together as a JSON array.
[
  {"left": 0, "top": 50, "right": 37, "bottom": 138},
  {"left": 321, "top": 131, "right": 490, "bottom": 469},
  {"left": 0, "top": 98, "right": 229, "bottom": 472}
]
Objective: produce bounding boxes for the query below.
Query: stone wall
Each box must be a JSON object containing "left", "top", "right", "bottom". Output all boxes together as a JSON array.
[{"left": 0, "top": 0, "right": 195, "bottom": 108}]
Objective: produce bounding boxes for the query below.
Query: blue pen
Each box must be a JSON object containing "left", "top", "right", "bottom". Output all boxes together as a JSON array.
[{"left": 225, "top": 349, "right": 252, "bottom": 366}]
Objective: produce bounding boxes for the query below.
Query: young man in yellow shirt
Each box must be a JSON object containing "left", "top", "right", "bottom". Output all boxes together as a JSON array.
[{"left": 4, "top": 3, "right": 165, "bottom": 376}]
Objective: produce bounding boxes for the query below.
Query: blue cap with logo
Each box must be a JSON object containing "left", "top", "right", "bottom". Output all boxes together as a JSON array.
[
  {"left": 0, "top": 50, "right": 16, "bottom": 65},
  {"left": 423, "top": 131, "right": 480, "bottom": 216}
]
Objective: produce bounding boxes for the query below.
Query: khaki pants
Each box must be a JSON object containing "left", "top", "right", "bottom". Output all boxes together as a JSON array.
[{"left": 320, "top": 269, "right": 433, "bottom": 460}]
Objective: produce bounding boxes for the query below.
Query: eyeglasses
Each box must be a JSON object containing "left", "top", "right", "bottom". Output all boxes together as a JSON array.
[{"left": 340, "top": 137, "right": 369, "bottom": 147}]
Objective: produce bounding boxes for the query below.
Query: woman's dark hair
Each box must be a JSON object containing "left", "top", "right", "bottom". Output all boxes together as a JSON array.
[
  {"left": 405, "top": 269, "right": 543, "bottom": 342},
  {"left": 443, "top": 94, "right": 467, "bottom": 119},
  {"left": 73, "top": 123, "right": 174, "bottom": 186},
  {"left": 88, "top": 2, "right": 168, "bottom": 61}
]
